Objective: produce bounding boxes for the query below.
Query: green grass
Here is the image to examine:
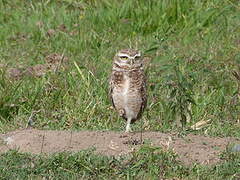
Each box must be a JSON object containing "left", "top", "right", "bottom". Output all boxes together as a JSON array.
[
  {"left": 0, "top": 0, "right": 239, "bottom": 135},
  {"left": 0, "top": 0, "right": 240, "bottom": 178},
  {"left": 0, "top": 146, "right": 239, "bottom": 179}
]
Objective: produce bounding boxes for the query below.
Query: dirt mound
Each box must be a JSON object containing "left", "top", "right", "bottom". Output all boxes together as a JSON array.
[{"left": 0, "top": 129, "right": 239, "bottom": 165}]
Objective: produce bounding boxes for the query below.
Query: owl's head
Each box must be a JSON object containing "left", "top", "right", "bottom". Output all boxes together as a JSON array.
[{"left": 113, "top": 49, "right": 143, "bottom": 69}]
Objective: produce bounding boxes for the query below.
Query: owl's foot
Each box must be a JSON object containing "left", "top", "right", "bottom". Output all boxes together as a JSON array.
[
  {"left": 125, "top": 118, "right": 132, "bottom": 133},
  {"left": 125, "top": 128, "right": 131, "bottom": 133}
]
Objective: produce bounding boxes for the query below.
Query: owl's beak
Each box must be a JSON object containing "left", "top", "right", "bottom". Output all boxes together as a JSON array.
[{"left": 129, "top": 58, "right": 134, "bottom": 65}]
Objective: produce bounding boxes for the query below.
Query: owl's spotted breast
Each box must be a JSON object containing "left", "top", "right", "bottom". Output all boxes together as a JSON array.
[
  {"left": 110, "top": 69, "right": 146, "bottom": 121},
  {"left": 112, "top": 71, "right": 124, "bottom": 85}
]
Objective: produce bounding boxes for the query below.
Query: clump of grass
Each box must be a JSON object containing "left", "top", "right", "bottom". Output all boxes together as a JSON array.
[{"left": 0, "top": 146, "right": 239, "bottom": 179}]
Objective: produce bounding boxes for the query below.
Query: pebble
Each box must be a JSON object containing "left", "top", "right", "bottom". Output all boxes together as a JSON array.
[{"left": 230, "top": 144, "right": 240, "bottom": 152}]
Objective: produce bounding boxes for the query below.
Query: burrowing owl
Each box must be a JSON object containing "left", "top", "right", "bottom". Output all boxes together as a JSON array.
[{"left": 109, "top": 49, "right": 147, "bottom": 132}]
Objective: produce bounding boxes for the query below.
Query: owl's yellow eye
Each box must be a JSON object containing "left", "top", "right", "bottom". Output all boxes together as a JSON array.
[{"left": 120, "top": 56, "right": 128, "bottom": 60}]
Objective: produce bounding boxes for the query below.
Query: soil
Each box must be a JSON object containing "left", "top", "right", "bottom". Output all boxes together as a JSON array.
[
  {"left": 0, "top": 53, "right": 69, "bottom": 80},
  {"left": 0, "top": 129, "right": 239, "bottom": 166}
]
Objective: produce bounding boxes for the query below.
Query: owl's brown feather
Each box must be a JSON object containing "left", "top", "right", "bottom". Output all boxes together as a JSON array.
[
  {"left": 109, "top": 70, "right": 124, "bottom": 109},
  {"left": 109, "top": 68, "right": 147, "bottom": 122}
]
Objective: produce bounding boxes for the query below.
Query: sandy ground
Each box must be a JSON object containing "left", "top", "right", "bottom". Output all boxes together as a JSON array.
[{"left": 1, "top": 129, "right": 239, "bottom": 166}]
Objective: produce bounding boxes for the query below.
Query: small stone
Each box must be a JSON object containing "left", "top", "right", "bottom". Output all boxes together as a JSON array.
[
  {"left": 4, "top": 137, "right": 14, "bottom": 145},
  {"left": 231, "top": 144, "right": 240, "bottom": 152}
]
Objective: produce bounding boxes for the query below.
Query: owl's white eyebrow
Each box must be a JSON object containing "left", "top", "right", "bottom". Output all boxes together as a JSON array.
[
  {"left": 134, "top": 53, "right": 141, "bottom": 58},
  {"left": 117, "top": 53, "right": 141, "bottom": 58},
  {"left": 117, "top": 53, "right": 131, "bottom": 58}
]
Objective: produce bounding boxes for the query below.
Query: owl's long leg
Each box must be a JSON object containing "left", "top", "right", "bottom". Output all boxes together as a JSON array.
[{"left": 125, "top": 118, "right": 132, "bottom": 132}]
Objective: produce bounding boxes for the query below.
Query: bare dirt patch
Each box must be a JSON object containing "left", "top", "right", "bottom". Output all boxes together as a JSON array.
[
  {"left": 0, "top": 53, "right": 69, "bottom": 80},
  {"left": 0, "top": 129, "right": 239, "bottom": 166}
]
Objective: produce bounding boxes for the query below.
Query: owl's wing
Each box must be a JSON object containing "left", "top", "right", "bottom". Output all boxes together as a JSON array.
[{"left": 108, "top": 74, "right": 116, "bottom": 109}]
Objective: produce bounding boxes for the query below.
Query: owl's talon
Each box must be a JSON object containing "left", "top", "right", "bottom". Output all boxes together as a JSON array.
[{"left": 125, "top": 118, "right": 132, "bottom": 132}]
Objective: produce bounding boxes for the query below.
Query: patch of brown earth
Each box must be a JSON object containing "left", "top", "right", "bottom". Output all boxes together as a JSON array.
[
  {"left": 0, "top": 129, "right": 239, "bottom": 166},
  {"left": 0, "top": 53, "right": 69, "bottom": 80}
]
